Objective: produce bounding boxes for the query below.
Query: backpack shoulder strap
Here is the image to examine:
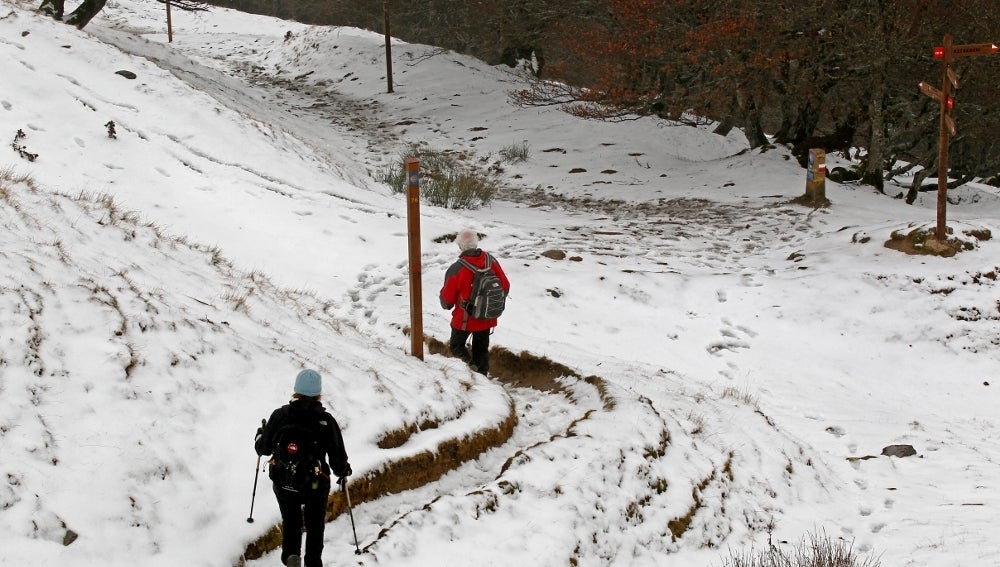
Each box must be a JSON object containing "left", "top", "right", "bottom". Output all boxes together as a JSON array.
[{"left": 459, "top": 256, "right": 490, "bottom": 273}]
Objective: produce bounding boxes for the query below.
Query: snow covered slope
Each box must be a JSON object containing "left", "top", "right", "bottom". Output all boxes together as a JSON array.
[{"left": 2, "top": 0, "right": 1000, "bottom": 565}]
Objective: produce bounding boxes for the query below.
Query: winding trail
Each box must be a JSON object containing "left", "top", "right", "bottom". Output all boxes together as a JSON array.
[
  {"left": 82, "top": 15, "right": 837, "bottom": 566},
  {"left": 240, "top": 350, "right": 612, "bottom": 565}
]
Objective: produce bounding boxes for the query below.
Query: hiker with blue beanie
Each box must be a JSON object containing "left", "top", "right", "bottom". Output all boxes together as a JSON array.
[{"left": 255, "top": 369, "right": 352, "bottom": 567}]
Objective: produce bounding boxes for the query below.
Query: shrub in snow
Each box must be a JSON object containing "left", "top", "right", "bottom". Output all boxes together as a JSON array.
[
  {"left": 11, "top": 129, "right": 38, "bottom": 162},
  {"left": 719, "top": 531, "right": 881, "bottom": 567},
  {"left": 375, "top": 146, "right": 497, "bottom": 209}
]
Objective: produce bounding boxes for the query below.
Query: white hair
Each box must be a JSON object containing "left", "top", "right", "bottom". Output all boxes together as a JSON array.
[{"left": 456, "top": 229, "right": 479, "bottom": 251}]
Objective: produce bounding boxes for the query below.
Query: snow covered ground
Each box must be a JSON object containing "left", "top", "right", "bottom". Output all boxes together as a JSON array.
[{"left": 2, "top": 0, "right": 999, "bottom": 565}]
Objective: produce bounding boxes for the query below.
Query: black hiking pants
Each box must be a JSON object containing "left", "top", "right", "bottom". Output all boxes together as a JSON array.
[
  {"left": 449, "top": 328, "right": 490, "bottom": 375},
  {"left": 274, "top": 484, "right": 330, "bottom": 567}
]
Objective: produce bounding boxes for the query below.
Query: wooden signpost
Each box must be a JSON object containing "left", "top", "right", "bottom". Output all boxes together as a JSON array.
[{"left": 918, "top": 35, "right": 997, "bottom": 240}]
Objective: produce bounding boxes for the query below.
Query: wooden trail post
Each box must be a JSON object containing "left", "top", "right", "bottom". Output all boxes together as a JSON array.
[
  {"left": 383, "top": 1, "right": 393, "bottom": 93},
  {"left": 406, "top": 158, "right": 423, "bottom": 360},
  {"left": 805, "top": 148, "right": 827, "bottom": 205},
  {"left": 919, "top": 35, "right": 997, "bottom": 240},
  {"left": 166, "top": 0, "right": 173, "bottom": 43}
]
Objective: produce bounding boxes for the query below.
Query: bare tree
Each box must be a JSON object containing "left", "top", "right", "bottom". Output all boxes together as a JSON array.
[{"left": 196, "top": 0, "right": 1000, "bottom": 190}]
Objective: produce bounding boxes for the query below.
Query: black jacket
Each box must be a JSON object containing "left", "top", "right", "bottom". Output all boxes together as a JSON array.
[{"left": 255, "top": 398, "right": 351, "bottom": 479}]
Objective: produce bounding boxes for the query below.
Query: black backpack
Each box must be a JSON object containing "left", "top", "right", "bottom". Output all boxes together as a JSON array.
[
  {"left": 459, "top": 256, "right": 506, "bottom": 320},
  {"left": 268, "top": 418, "right": 328, "bottom": 492}
]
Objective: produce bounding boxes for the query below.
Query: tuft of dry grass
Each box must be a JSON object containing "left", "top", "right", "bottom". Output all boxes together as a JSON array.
[
  {"left": 0, "top": 167, "right": 36, "bottom": 210},
  {"left": 721, "top": 385, "right": 760, "bottom": 409},
  {"left": 221, "top": 287, "right": 251, "bottom": 312},
  {"left": 498, "top": 141, "right": 530, "bottom": 164},
  {"left": 719, "top": 530, "right": 881, "bottom": 567},
  {"left": 686, "top": 411, "right": 706, "bottom": 436}
]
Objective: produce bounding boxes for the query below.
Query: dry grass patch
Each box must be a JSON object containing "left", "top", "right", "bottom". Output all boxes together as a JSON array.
[
  {"left": 426, "top": 336, "right": 580, "bottom": 393},
  {"left": 719, "top": 530, "right": 881, "bottom": 567},
  {"left": 376, "top": 412, "right": 452, "bottom": 449},
  {"left": 884, "top": 224, "right": 990, "bottom": 257},
  {"left": 667, "top": 452, "right": 734, "bottom": 542}
]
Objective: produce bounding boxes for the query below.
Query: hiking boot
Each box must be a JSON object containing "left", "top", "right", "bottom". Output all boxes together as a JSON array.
[{"left": 285, "top": 555, "right": 301, "bottom": 567}]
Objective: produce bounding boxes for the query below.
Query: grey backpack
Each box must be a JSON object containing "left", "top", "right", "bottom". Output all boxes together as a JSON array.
[{"left": 459, "top": 256, "right": 506, "bottom": 319}]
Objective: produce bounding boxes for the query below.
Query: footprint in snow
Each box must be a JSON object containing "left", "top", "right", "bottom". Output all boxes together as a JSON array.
[
  {"left": 706, "top": 339, "right": 749, "bottom": 355},
  {"left": 825, "top": 425, "right": 846, "bottom": 437}
]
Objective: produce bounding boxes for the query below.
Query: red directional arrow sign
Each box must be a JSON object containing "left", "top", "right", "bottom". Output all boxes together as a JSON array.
[{"left": 935, "top": 43, "right": 998, "bottom": 58}]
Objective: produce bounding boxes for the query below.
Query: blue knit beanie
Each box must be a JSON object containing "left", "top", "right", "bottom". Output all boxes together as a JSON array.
[{"left": 294, "top": 369, "right": 322, "bottom": 397}]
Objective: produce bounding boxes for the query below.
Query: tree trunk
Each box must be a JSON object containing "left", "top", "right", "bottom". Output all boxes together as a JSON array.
[
  {"left": 861, "top": 0, "right": 888, "bottom": 193},
  {"left": 38, "top": 0, "right": 65, "bottom": 19},
  {"left": 737, "top": 88, "right": 768, "bottom": 149},
  {"left": 64, "top": 0, "right": 107, "bottom": 29},
  {"left": 908, "top": 168, "right": 933, "bottom": 204},
  {"left": 713, "top": 116, "right": 735, "bottom": 137},
  {"left": 743, "top": 110, "right": 768, "bottom": 149},
  {"left": 862, "top": 85, "right": 887, "bottom": 193}
]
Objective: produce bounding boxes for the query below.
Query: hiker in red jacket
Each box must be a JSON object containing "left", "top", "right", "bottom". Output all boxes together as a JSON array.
[{"left": 439, "top": 228, "right": 510, "bottom": 375}]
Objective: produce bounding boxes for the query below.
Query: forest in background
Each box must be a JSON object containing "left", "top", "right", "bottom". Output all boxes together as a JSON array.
[{"left": 197, "top": 0, "right": 1000, "bottom": 197}]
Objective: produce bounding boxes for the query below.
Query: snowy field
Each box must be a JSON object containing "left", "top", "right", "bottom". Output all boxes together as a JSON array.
[{"left": 1, "top": 0, "right": 999, "bottom": 566}]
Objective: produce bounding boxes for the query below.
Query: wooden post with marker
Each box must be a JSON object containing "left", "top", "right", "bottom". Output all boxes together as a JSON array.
[{"left": 406, "top": 158, "right": 423, "bottom": 360}]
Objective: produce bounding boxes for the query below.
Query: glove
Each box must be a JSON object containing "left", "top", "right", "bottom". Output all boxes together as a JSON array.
[
  {"left": 336, "top": 464, "right": 352, "bottom": 487},
  {"left": 254, "top": 418, "right": 266, "bottom": 443}
]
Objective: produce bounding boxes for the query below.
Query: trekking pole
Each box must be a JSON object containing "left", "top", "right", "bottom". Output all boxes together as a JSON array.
[
  {"left": 342, "top": 479, "right": 362, "bottom": 554},
  {"left": 247, "top": 454, "right": 262, "bottom": 523}
]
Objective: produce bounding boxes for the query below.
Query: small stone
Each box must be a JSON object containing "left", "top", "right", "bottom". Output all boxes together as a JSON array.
[{"left": 881, "top": 444, "right": 917, "bottom": 458}]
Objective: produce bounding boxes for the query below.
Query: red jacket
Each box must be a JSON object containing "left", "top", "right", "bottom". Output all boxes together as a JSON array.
[{"left": 440, "top": 249, "right": 510, "bottom": 331}]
